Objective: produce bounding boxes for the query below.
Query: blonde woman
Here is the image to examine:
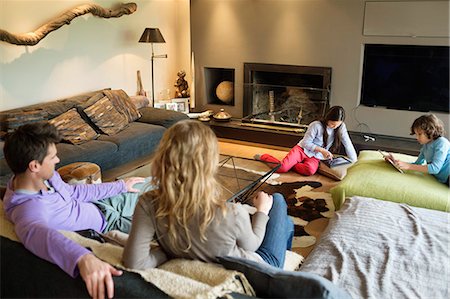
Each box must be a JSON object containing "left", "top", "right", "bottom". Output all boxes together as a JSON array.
[{"left": 123, "top": 120, "right": 294, "bottom": 269}]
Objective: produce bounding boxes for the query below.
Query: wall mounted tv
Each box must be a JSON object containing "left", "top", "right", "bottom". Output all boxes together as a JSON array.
[{"left": 360, "top": 44, "right": 449, "bottom": 113}]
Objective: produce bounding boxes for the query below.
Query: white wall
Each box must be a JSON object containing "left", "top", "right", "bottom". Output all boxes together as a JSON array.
[
  {"left": 190, "top": 0, "right": 449, "bottom": 138},
  {"left": 0, "top": 0, "right": 191, "bottom": 110}
]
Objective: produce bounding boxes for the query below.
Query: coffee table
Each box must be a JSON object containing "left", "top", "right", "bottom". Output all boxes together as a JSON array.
[
  {"left": 116, "top": 155, "right": 280, "bottom": 204},
  {"left": 217, "top": 155, "right": 280, "bottom": 203}
]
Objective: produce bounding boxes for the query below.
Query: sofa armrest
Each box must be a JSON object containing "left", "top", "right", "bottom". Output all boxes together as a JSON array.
[
  {"left": 137, "top": 107, "right": 189, "bottom": 128},
  {"left": 0, "top": 236, "right": 170, "bottom": 298}
]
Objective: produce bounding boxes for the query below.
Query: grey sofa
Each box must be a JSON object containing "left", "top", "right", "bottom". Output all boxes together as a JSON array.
[{"left": 0, "top": 90, "right": 188, "bottom": 195}]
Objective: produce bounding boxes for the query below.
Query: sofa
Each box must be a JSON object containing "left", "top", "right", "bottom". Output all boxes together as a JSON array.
[
  {"left": 0, "top": 193, "right": 350, "bottom": 299},
  {"left": 0, "top": 89, "right": 189, "bottom": 195}
]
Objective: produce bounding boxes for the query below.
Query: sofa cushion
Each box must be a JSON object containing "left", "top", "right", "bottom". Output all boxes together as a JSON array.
[
  {"left": 49, "top": 108, "right": 99, "bottom": 145},
  {"left": 218, "top": 256, "right": 351, "bottom": 299},
  {"left": 138, "top": 107, "right": 189, "bottom": 128},
  {"left": 55, "top": 140, "right": 119, "bottom": 172},
  {"left": 330, "top": 150, "right": 450, "bottom": 211},
  {"left": 98, "top": 122, "right": 165, "bottom": 165},
  {"left": 82, "top": 96, "right": 129, "bottom": 135}
]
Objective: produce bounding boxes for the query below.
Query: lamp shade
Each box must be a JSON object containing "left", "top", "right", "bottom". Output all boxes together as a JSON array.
[{"left": 139, "top": 28, "right": 166, "bottom": 43}]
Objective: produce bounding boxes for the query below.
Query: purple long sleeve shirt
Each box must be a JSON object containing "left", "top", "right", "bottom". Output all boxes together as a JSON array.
[{"left": 2, "top": 171, "right": 127, "bottom": 277}]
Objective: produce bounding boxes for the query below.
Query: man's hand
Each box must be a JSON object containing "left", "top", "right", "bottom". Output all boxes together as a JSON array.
[
  {"left": 122, "top": 177, "right": 145, "bottom": 192},
  {"left": 78, "top": 253, "right": 123, "bottom": 299},
  {"left": 252, "top": 191, "right": 273, "bottom": 215}
]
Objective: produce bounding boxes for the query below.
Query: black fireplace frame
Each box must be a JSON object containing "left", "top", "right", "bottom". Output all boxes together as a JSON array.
[{"left": 243, "top": 63, "right": 332, "bottom": 118}]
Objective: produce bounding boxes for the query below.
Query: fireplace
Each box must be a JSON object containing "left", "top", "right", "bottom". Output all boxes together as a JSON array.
[{"left": 242, "top": 63, "right": 331, "bottom": 131}]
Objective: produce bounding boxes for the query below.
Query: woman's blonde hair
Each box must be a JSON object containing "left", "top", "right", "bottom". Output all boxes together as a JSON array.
[{"left": 147, "top": 119, "right": 225, "bottom": 253}]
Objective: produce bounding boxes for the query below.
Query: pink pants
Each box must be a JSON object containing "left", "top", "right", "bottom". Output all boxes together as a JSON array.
[{"left": 261, "top": 145, "right": 320, "bottom": 176}]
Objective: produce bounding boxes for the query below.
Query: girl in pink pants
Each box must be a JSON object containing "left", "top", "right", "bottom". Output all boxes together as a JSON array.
[{"left": 256, "top": 106, "right": 357, "bottom": 176}]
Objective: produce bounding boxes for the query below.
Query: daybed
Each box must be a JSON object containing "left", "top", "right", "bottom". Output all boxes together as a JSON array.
[
  {"left": 0, "top": 89, "right": 188, "bottom": 194},
  {"left": 330, "top": 150, "right": 450, "bottom": 212},
  {"left": 300, "top": 196, "right": 450, "bottom": 298}
]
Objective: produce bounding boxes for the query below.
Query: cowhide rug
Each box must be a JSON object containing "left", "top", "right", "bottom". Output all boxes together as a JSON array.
[
  {"left": 218, "top": 166, "right": 335, "bottom": 249},
  {"left": 122, "top": 162, "right": 334, "bottom": 249},
  {"left": 260, "top": 183, "right": 334, "bottom": 248}
]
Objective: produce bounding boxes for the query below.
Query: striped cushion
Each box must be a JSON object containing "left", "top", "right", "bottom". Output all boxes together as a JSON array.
[
  {"left": 83, "top": 96, "right": 128, "bottom": 135},
  {"left": 49, "top": 108, "right": 99, "bottom": 144},
  {"left": 0, "top": 110, "right": 49, "bottom": 132},
  {"left": 103, "top": 89, "right": 141, "bottom": 123}
]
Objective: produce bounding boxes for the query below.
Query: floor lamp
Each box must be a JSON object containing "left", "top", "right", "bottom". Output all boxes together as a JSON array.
[{"left": 139, "top": 28, "right": 167, "bottom": 106}]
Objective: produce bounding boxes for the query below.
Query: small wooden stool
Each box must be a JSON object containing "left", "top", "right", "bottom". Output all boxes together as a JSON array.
[{"left": 57, "top": 162, "right": 102, "bottom": 185}]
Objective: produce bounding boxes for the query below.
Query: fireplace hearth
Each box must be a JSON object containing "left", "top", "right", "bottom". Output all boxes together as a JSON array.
[{"left": 243, "top": 63, "right": 331, "bottom": 131}]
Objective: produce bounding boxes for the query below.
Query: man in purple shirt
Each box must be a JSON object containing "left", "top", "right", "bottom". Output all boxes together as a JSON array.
[{"left": 2, "top": 122, "right": 144, "bottom": 299}]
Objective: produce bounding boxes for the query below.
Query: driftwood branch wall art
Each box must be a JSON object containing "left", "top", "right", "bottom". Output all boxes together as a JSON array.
[{"left": 0, "top": 2, "right": 137, "bottom": 46}]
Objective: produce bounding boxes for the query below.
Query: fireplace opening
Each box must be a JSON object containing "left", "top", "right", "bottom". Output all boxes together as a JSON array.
[
  {"left": 243, "top": 63, "right": 331, "bottom": 131},
  {"left": 204, "top": 67, "right": 235, "bottom": 106}
]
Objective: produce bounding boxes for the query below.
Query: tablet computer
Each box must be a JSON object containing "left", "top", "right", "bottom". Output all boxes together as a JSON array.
[
  {"left": 322, "top": 155, "right": 352, "bottom": 168},
  {"left": 378, "top": 150, "right": 404, "bottom": 173}
]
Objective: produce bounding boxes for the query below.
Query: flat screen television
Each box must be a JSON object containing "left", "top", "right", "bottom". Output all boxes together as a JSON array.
[{"left": 360, "top": 44, "right": 449, "bottom": 113}]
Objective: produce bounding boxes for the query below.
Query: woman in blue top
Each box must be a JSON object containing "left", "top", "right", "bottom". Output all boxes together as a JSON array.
[
  {"left": 395, "top": 114, "right": 450, "bottom": 185},
  {"left": 256, "top": 106, "right": 357, "bottom": 176}
]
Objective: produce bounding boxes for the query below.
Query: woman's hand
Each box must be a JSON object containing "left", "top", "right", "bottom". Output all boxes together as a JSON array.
[
  {"left": 122, "top": 177, "right": 145, "bottom": 192},
  {"left": 252, "top": 191, "right": 273, "bottom": 215}
]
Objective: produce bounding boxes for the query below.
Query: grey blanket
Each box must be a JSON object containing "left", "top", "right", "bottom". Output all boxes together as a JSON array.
[{"left": 300, "top": 196, "right": 450, "bottom": 299}]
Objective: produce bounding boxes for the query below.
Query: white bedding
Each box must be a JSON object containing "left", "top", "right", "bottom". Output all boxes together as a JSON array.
[{"left": 300, "top": 196, "right": 450, "bottom": 298}]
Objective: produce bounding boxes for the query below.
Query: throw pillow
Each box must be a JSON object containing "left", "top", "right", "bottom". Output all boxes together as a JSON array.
[
  {"left": 49, "top": 108, "right": 99, "bottom": 145},
  {"left": 217, "top": 256, "right": 351, "bottom": 299},
  {"left": 83, "top": 96, "right": 128, "bottom": 135},
  {"left": 80, "top": 92, "right": 105, "bottom": 109},
  {"left": 317, "top": 161, "right": 354, "bottom": 181},
  {"left": 103, "top": 89, "right": 141, "bottom": 123},
  {"left": 129, "top": 95, "right": 150, "bottom": 109},
  {"left": 0, "top": 109, "right": 49, "bottom": 132}
]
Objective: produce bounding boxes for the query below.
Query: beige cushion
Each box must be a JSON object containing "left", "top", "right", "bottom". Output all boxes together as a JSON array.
[
  {"left": 129, "top": 95, "right": 150, "bottom": 109},
  {"left": 83, "top": 96, "right": 128, "bottom": 135},
  {"left": 318, "top": 161, "right": 354, "bottom": 181},
  {"left": 49, "top": 108, "right": 99, "bottom": 144}
]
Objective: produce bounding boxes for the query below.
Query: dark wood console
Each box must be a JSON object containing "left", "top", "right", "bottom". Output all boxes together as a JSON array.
[{"left": 208, "top": 118, "right": 421, "bottom": 155}]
